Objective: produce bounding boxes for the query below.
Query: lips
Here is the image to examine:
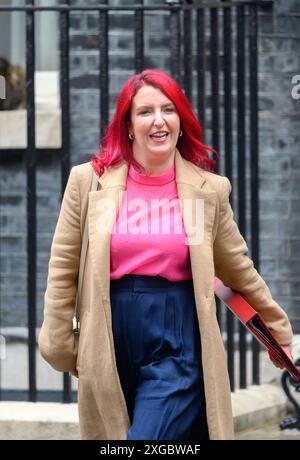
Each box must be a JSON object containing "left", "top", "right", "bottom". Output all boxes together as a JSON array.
[
  {"left": 150, "top": 130, "right": 168, "bottom": 136},
  {"left": 149, "top": 131, "right": 169, "bottom": 141},
  {"left": 149, "top": 134, "right": 169, "bottom": 144}
]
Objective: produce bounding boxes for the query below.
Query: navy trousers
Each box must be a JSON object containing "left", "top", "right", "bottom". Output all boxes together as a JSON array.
[{"left": 110, "top": 274, "right": 209, "bottom": 441}]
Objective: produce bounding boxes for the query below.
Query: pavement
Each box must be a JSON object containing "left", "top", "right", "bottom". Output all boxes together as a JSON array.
[
  {"left": 0, "top": 401, "right": 80, "bottom": 440},
  {"left": 0, "top": 333, "right": 299, "bottom": 440},
  {"left": 236, "top": 421, "right": 300, "bottom": 440},
  {"left": 0, "top": 381, "right": 299, "bottom": 440}
]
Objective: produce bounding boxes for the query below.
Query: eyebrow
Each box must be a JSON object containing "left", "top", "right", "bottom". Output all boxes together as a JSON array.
[{"left": 135, "top": 103, "right": 175, "bottom": 111}]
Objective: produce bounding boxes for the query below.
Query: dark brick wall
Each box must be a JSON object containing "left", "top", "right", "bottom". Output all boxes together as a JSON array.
[
  {"left": 257, "top": 0, "right": 300, "bottom": 333},
  {"left": 0, "top": 0, "right": 299, "bottom": 333}
]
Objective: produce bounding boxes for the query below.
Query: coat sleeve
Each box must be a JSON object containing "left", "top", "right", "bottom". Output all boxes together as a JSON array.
[
  {"left": 39, "top": 166, "right": 81, "bottom": 372},
  {"left": 213, "top": 176, "right": 293, "bottom": 346}
]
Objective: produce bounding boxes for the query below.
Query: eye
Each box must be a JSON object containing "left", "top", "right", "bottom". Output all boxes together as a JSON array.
[
  {"left": 165, "top": 107, "right": 175, "bottom": 112},
  {"left": 139, "top": 110, "right": 150, "bottom": 115}
]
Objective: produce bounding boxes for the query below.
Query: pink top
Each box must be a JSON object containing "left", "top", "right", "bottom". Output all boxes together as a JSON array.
[{"left": 110, "top": 162, "right": 192, "bottom": 281}]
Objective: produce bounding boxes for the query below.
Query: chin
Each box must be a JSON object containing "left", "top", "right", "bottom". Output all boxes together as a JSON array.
[
  {"left": 151, "top": 149, "right": 172, "bottom": 156},
  {"left": 148, "top": 144, "right": 174, "bottom": 153}
]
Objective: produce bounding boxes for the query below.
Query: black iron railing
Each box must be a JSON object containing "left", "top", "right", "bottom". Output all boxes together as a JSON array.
[{"left": 0, "top": 0, "right": 273, "bottom": 402}]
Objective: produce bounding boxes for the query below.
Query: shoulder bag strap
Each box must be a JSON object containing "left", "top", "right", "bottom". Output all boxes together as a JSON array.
[{"left": 73, "top": 171, "right": 99, "bottom": 335}]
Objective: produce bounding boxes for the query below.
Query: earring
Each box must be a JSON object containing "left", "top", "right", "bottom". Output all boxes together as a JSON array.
[
  {"left": 179, "top": 130, "right": 183, "bottom": 137},
  {"left": 129, "top": 133, "right": 134, "bottom": 140}
]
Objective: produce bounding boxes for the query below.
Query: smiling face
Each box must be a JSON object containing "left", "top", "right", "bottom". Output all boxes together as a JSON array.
[{"left": 128, "top": 85, "right": 181, "bottom": 166}]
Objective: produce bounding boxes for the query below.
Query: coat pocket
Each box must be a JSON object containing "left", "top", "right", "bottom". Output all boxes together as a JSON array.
[{"left": 39, "top": 319, "right": 78, "bottom": 373}]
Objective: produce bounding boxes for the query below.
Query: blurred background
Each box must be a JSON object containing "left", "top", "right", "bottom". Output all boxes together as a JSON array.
[{"left": 0, "top": 0, "right": 299, "bottom": 432}]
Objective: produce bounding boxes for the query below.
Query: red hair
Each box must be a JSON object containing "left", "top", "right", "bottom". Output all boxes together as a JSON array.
[{"left": 91, "top": 69, "right": 217, "bottom": 177}]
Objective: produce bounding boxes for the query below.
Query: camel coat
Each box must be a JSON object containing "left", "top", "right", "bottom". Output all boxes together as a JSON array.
[{"left": 39, "top": 149, "right": 293, "bottom": 440}]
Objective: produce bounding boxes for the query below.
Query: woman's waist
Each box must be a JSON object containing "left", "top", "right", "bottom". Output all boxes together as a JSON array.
[{"left": 110, "top": 273, "right": 193, "bottom": 291}]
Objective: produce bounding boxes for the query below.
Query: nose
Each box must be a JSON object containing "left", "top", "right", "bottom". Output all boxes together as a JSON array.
[{"left": 153, "top": 110, "right": 165, "bottom": 127}]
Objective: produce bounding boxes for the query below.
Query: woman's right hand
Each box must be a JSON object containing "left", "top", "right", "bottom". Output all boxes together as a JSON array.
[{"left": 268, "top": 345, "right": 293, "bottom": 369}]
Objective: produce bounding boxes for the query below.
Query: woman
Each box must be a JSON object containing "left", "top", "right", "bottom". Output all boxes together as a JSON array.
[{"left": 39, "top": 69, "right": 294, "bottom": 440}]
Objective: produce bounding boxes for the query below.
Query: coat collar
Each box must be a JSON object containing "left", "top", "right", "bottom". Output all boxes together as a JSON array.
[{"left": 97, "top": 148, "right": 207, "bottom": 191}]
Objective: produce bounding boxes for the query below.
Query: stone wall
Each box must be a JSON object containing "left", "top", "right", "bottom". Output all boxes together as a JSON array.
[
  {"left": 0, "top": 0, "right": 299, "bottom": 334},
  {"left": 257, "top": 0, "right": 300, "bottom": 332}
]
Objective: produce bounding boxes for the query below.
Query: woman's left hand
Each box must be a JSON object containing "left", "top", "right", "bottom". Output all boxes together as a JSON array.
[
  {"left": 69, "top": 368, "right": 79, "bottom": 378},
  {"left": 268, "top": 344, "right": 293, "bottom": 369}
]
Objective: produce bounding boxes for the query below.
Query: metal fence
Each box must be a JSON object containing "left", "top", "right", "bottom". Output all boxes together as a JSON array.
[{"left": 0, "top": 0, "right": 273, "bottom": 403}]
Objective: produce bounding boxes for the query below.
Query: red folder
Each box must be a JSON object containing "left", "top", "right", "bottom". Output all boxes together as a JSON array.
[{"left": 214, "top": 277, "right": 300, "bottom": 382}]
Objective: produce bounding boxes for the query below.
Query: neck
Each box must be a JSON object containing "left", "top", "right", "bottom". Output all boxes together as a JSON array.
[{"left": 133, "top": 149, "right": 176, "bottom": 176}]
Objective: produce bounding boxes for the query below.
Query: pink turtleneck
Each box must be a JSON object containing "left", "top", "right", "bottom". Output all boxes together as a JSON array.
[{"left": 110, "top": 162, "right": 192, "bottom": 281}]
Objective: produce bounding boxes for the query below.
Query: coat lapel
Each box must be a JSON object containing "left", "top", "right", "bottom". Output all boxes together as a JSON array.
[
  {"left": 87, "top": 161, "right": 128, "bottom": 332},
  {"left": 175, "top": 151, "right": 218, "bottom": 302},
  {"left": 88, "top": 149, "right": 218, "bottom": 326}
]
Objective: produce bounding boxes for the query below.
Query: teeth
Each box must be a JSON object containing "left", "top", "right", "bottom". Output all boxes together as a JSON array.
[{"left": 151, "top": 133, "right": 167, "bottom": 138}]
